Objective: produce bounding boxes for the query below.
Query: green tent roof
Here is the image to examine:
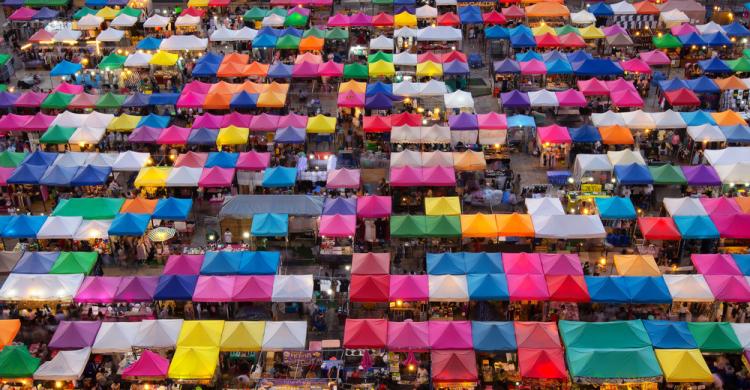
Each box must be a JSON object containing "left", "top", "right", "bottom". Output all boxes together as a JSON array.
[
  {"left": 728, "top": 57, "right": 750, "bottom": 72},
  {"left": 687, "top": 322, "right": 743, "bottom": 352},
  {"left": 325, "top": 27, "right": 349, "bottom": 40},
  {"left": 566, "top": 347, "right": 662, "bottom": 381},
  {"left": 98, "top": 54, "right": 127, "bottom": 70},
  {"left": 390, "top": 215, "right": 427, "bottom": 237},
  {"left": 368, "top": 51, "right": 393, "bottom": 64},
  {"left": 41, "top": 92, "right": 74, "bottom": 110},
  {"left": 268, "top": 7, "right": 287, "bottom": 17},
  {"left": 652, "top": 34, "right": 682, "bottom": 49},
  {"left": 50, "top": 251, "right": 98, "bottom": 274},
  {"left": 52, "top": 197, "right": 125, "bottom": 219},
  {"left": 73, "top": 7, "right": 97, "bottom": 20},
  {"left": 303, "top": 28, "right": 326, "bottom": 38},
  {"left": 25, "top": 0, "right": 68, "bottom": 6},
  {"left": 118, "top": 6, "right": 142, "bottom": 17},
  {"left": 0, "top": 85, "right": 7, "bottom": 93},
  {"left": 373, "top": 0, "right": 393, "bottom": 4},
  {"left": 243, "top": 7, "right": 268, "bottom": 21},
  {"left": 95, "top": 92, "right": 126, "bottom": 109},
  {"left": 343, "top": 63, "right": 368, "bottom": 79},
  {"left": 556, "top": 25, "right": 580, "bottom": 36},
  {"left": 648, "top": 164, "right": 687, "bottom": 185},
  {"left": 276, "top": 35, "right": 300, "bottom": 49},
  {"left": 0, "top": 55, "right": 10, "bottom": 67},
  {"left": 285, "top": 12, "right": 308, "bottom": 27},
  {"left": 425, "top": 215, "right": 461, "bottom": 237},
  {"left": 744, "top": 48, "right": 750, "bottom": 59},
  {"left": 40, "top": 125, "right": 76, "bottom": 144},
  {"left": 0, "top": 151, "right": 27, "bottom": 168},
  {"left": 0, "top": 345, "right": 40, "bottom": 378},
  {"left": 559, "top": 320, "right": 652, "bottom": 349}
]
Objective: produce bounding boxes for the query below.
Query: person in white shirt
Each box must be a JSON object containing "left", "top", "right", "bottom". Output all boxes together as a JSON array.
[{"left": 223, "top": 228, "right": 232, "bottom": 244}]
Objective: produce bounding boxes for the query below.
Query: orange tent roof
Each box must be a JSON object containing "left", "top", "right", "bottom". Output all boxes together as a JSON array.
[
  {"left": 712, "top": 110, "right": 748, "bottom": 126},
  {"left": 634, "top": 1, "right": 660, "bottom": 14},
  {"left": 715, "top": 76, "right": 748, "bottom": 91},
  {"left": 216, "top": 62, "right": 246, "bottom": 78},
  {"left": 599, "top": 125, "right": 635, "bottom": 145},
  {"left": 460, "top": 213, "right": 499, "bottom": 238},
  {"left": 241, "top": 80, "right": 268, "bottom": 94},
  {"left": 222, "top": 53, "right": 249, "bottom": 64},
  {"left": 243, "top": 62, "right": 269, "bottom": 77},
  {"left": 495, "top": 213, "right": 535, "bottom": 237},
  {"left": 0, "top": 320, "right": 20, "bottom": 347},
  {"left": 209, "top": 81, "right": 243, "bottom": 94},
  {"left": 203, "top": 93, "right": 232, "bottom": 109},
  {"left": 256, "top": 91, "right": 286, "bottom": 108},
  {"left": 523, "top": 0, "right": 563, "bottom": 4},
  {"left": 735, "top": 197, "right": 750, "bottom": 213},
  {"left": 299, "top": 36, "right": 324, "bottom": 52},
  {"left": 121, "top": 197, "right": 158, "bottom": 214},
  {"left": 525, "top": 2, "right": 569, "bottom": 17},
  {"left": 267, "top": 82, "right": 290, "bottom": 94}
]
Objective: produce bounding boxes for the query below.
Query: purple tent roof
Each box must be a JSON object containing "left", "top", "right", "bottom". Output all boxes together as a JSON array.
[
  {"left": 448, "top": 113, "right": 479, "bottom": 130},
  {"left": 500, "top": 90, "right": 530, "bottom": 108},
  {"left": 0, "top": 93, "right": 19, "bottom": 109},
  {"left": 603, "top": 24, "right": 628, "bottom": 36},
  {"left": 323, "top": 197, "right": 357, "bottom": 215},
  {"left": 365, "top": 93, "right": 399, "bottom": 110},
  {"left": 681, "top": 165, "right": 721, "bottom": 186},
  {"left": 128, "top": 126, "right": 162, "bottom": 143},
  {"left": 48, "top": 321, "right": 102, "bottom": 350},
  {"left": 494, "top": 59, "right": 521, "bottom": 74},
  {"left": 115, "top": 276, "right": 159, "bottom": 302},
  {"left": 443, "top": 60, "right": 470, "bottom": 75}
]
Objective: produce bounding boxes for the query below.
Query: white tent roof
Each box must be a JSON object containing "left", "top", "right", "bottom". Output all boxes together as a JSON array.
[
  {"left": 651, "top": 110, "right": 687, "bottom": 129},
  {"left": 478, "top": 129, "right": 508, "bottom": 145},
  {"left": 451, "top": 130, "right": 477, "bottom": 146},
  {"left": 419, "top": 80, "right": 448, "bottom": 96},
  {"left": 236, "top": 27, "right": 258, "bottom": 41},
  {"left": 532, "top": 215, "right": 606, "bottom": 238},
  {"left": 704, "top": 147, "right": 750, "bottom": 166},
  {"left": 393, "top": 81, "right": 420, "bottom": 96},
  {"left": 175, "top": 14, "right": 201, "bottom": 27},
  {"left": 444, "top": 90, "right": 474, "bottom": 109},
  {"left": 422, "top": 125, "right": 451, "bottom": 144},
  {"left": 85, "top": 112, "right": 115, "bottom": 128},
  {"left": 34, "top": 348, "right": 90, "bottom": 381},
  {"left": 92, "top": 322, "right": 140, "bottom": 353},
  {"left": 573, "top": 154, "right": 613, "bottom": 181},
  {"left": 77, "top": 14, "right": 104, "bottom": 30},
  {"left": 422, "top": 151, "right": 453, "bottom": 167},
  {"left": 54, "top": 152, "right": 90, "bottom": 168},
  {"left": 53, "top": 28, "right": 82, "bottom": 42},
  {"left": 417, "top": 26, "right": 462, "bottom": 41},
  {"left": 73, "top": 219, "right": 112, "bottom": 240},
  {"left": 428, "top": 274, "right": 469, "bottom": 302},
  {"left": 660, "top": 9, "right": 689, "bottom": 27},
  {"left": 731, "top": 323, "right": 750, "bottom": 349},
  {"left": 69, "top": 127, "right": 106, "bottom": 145},
  {"left": 166, "top": 167, "right": 201, "bottom": 187},
  {"left": 261, "top": 321, "right": 307, "bottom": 350},
  {"left": 528, "top": 89, "right": 559, "bottom": 107},
  {"left": 570, "top": 10, "right": 596, "bottom": 25},
  {"left": 394, "top": 27, "right": 418, "bottom": 38},
  {"left": 124, "top": 52, "right": 152, "bottom": 67},
  {"left": 113, "top": 151, "right": 150, "bottom": 171},
  {"left": 210, "top": 26, "right": 237, "bottom": 41},
  {"left": 96, "top": 28, "right": 125, "bottom": 42},
  {"left": 86, "top": 153, "right": 118, "bottom": 167},
  {"left": 688, "top": 124, "right": 727, "bottom": 142},
  {"left": 53, "top": 111, "right": 87, "bottom": 128},
  {"left": 607, "top": 149, "right": 646, "bottom": 166},
  {"left": 369, "top": 35, "right": 394, "bottom": 51},
  {"left": 133, "top": 319, "right": 184, "bottom": 348},
  {"left": 144, "top": 14, "right": 169, "bottom": 28},
  {"left": 416, "top": 5, "right": 438, "bottom": 18},
  {"left": 0, "top": 273, "right": 84, "bottom": 301},
  {"left": 663, "top": 274, "right": 714, "bottom": 302},
  {"left": 111, "top": 13, "right": 137, "bottom": 28},
  {"left": 663, "top": 197, "right": 708, "bottom": 216},
  {"left": 160, "top": 35, "right": 208, "bottom": 51},
  {"left": 391, "top": 126, "right": 421, "bottom": 143},
  {"left": 393, "top": 51, "right": 417, "bottom": 66},
  {"left": 714, "top": 162, "right": 750, "bottom": 184},
  {"left": 261, "top": 14, "right": 285, "bottom": 27},
  {"left": 435, "top": 0, "right": 456, "bottom": 5},
  {"left": 525, "top": 197, "right": 565, "bottom": 216},
  {"left": 37, "top": 216, "right": 83, "bottom": 239},
  {"left": 391, "top": 149, "right": 422, "bottom": 167},
  {"left": 696, "top": 21, "right": 725, "bottom": 35},
  {"left": 621, "top": 110, "right": 656, "bottom": 129},
  {"left": 611, "top": 1, "right": 636, "bottom": 14},
  {"left": 591, "top": 110, "right": 625, "bottom": 127},
  {"left": 271, "top": 275, "right": 313, "bottom": 302}
]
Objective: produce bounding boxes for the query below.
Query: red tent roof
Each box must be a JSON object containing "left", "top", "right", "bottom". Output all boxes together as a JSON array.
[
  {"left": 418, "top": 51, "right": 441, "bottom": 64},
  {"left": 518, "top": 348, "right": 568, "bottom": 379},
  {"left": 349, "top": 275, "right": 390, "bottom": 302},
  {"left": 535, "top": 33, "right": 561, "bottom": 48},
  {"left": 442, "top": 51, "right": 467, "bottom": 63},
  {"left": 482, "top": 10, "right": 507, "bottom": 25},
  {"left": 514, "top": 322, "right": 562, "bottom": 349},
  {"left": 371, "top": 12, "right": 394, "bottom": 27},
  {"left": 664, "top": 88, "right": 700, "bottom": 106},
  {"left": 391, "top": 112, "right": 422, "bottom": 127},
  {"left": 363, "top": 115, "right": 391, "bottom": 132},
  {"left": 559, "top": 32, "right": 587, "bottom": 48},
  {"left": 180, "top": 7, "right": 205, "bottom": 16},
  {"left": 431, "top": 350, "right": 478, "bottom": 382},
  {"left": 638, "top": 217, "right": 681, "bottom": 240},
  {"left": 502, "top": 5, "right": 525, "bottom": 18},
  {"left": 545, "top": 275, "right": 590, "bottom": 302},
  {"left": 351, "top": 252, "right": 390, "bottom": 274},
  {"left": 437, "top": 12, "right": 460, "bottom": 26},
  {"left": 343, "top": 318, "right": 387, "bottom": 348}
]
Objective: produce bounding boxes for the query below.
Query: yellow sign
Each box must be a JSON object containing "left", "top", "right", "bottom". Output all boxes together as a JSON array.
[{"left": 581, "top": 184, "right": 602, "bottom": 193}]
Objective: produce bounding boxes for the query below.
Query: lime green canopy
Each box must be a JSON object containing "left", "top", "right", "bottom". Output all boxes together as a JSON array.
[
  {"left": 0, "top": 345, "right": 40, "bottom": 378},
  {"left": 556, "top": 25, "right": 580, "bottom": 36},
  {"left": 566, "top": 347, "right": 662, "bottom": 380},
  {"left": 52, "top": 197, "right": 125, "bottom": 219},
  {"left": 649, "top": 164, "right": 687, "bottom": 185},
  {"left": 243, "top": 7, "right": 268, "bottom": 21},
  {"left": 117, "top": 6, "right": 142, "bottom": 17},
  {"left": 303, "top": 28, "right": 326, "bottom": 38},
  {"left": 343, "top": 63, "right": 368, "bottom": 79},
  {"left": 50, "top": 251, "right": 98, "bottom": 275},
  {"left": 390, "top": 215, "right": 427, "bottom": 237},
  {"left": 285, "top": 12, "right": 308, "bottom": 27},
  {"left": 276, "top": 35, "right": 300, "bottom": 49},
  {"left": 98, "top": 53, "right": 127, "bottom": 70},
  {"left": 0, "top": 151, "right": 28, "bottom": 168},
  {"left": 95, "top": 92, "right": 126, "bottom": 109},
  {"left": 325, "top": 27, "right": 349, "bottom": 40},
  {"left": 41, "top": 92, "right": 74, "bottom": 110},
  {"left": 687, "top": 322, "right": 743, "bottom": 352},
  {"left": 425, "top": 215, "right": 461, "bottom": 237},
  {"left": 559, "top": 320, "right": 652, "bottom": 349},
  {"left": 40, "top": 125, "right": 76, "bottom": 144},
  {"left": 652, "top": 34, "right": 682, "bottom": 49},
  {"left": 73, "top": 7, "right": 97, "bottom": 20},
  {"left": 368, "top": 51, "right": 393, "bottom": 63},
  {"left": 728, "top": 57, "right": 750, "bottom": 72}
]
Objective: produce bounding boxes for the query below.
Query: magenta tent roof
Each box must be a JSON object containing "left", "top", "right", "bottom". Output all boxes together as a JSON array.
[
  {"left": 606, "top": 78, "right": 637, "bottom": 92},
  {"left": 319, "top": 61, "right": 344, "bottom": 77},
  {"left": 115, "top": 276, "right": 158, "bottom": 302},
  {"left": 428, "top": 321, "right": 473, "bottom": 349},
  {"left": 0, "top": 167, "right": 14, "bottom": 185},
  {"left": 520, "top": 59, "right": 547, "bottom": 75},
  {"left": 54, "top": 82, "right": 84, "bottom": 94},
  {"left": 24, "top": 112, "right": 55, "bottom": 131},
  {"left": 704, "top": 275, "right": 750, "bottom": 302},
  {"left": 349, "top": 12, "right": 372, "bottom": 26},
  {"left": 163, "top": 254, "right": 204, "bottom": 274},
  {"left": 337, "top": 91, "right": 365, "bottom": 107},
  {"left": 176, "top": 92, "right": 206, "bottom": 109},
  {"left": 577, "top": 78, "right": 610, "bottom": 96},
  {"left": 129, "top": 126, "right": 162, "bottom": 143},
  {"left": 710, "top": 213, "right": 750, "bottom": 239},
  {"left": 390, "top": 274, "right": 428, "bottom": 301},
  {"left": 700, "top": 197, "right": 741, "bottom": 216},
  {"left": 691, "top": 254, "right": 741, "bottom": 275},
  {"left": 537, "top": 124, "right": 571, "bottom": 144},
  {"left": 49, "top": 321, "right": 101, "bottom": 350},
  {"left": 352, "top": 252, "right": 390, "bottom": 274},
  {"left": 157, "top": 125, "right": 191, "bottom": 145},
  {"left": 14, "top": 91, "right": 47, "bottom": 108},
  {"left": 540, "top": 253, "right": 583, "bottom": 275},
  {"left": 327, "top": 168, "right": 360, "bottom": 188},
  {"left": 611, "top": 89, "right": 644, "bottom": 107},
  {"left": 9, "top": 7, "right": 37, "bottom": 21},
  {"left": 507, "top": 274, "right": 550, "bottom": 301},
  {"left": 423, "top": 166, "right": 456, "bottom": 186},
  {"left": 503, "top": 252, "right": 544, "bottom": 274},
  {"left": 555, "top": 89, "right": 587, "bottom": 107},
  {"left": 236, "top": 151, "right": 270, "bottom": 170},
  {"left": 184, "top": 80, "right": 213, "bottom": 94},
  {"left": 388, "top": 320, "right": 429, "bottom": 351},
  {"left": 174, "top": 152, "right": 208, "bottom": 168},
  {"left": 122, "top": 349, "right": 169, "bottom": 379},
  {"left": 327, "top": 13, "right": 350, "bottom": 27},
  {"left": 232, "top": 275, "right": 274, "bottom": 301},
  {"left": 477, "top": 112, "right": 507, "bottom": 129},
  {"left": 391, "top": 166, "right": 424, "bottom": 187},
  {"left": 639, "top": 50, "right": 671, "bottom": 65},
  {"left": 221, "top": 112, "right": 252, "bottom": 128},
  {"left": 199, "top": 167, "right": 235, "bottom": 187},
  {"left": 320, "top": 214, "right": 356, "bottom": 237},
  {"left": 357, "top": 195, "right": 392, "bottom": 218},
  {"left": 671, "top": 23, "right": 699, "bottom": 36},
  {"left": 192, "top": 113, "right": 223, "bottom": 129},
  {"left": 0, "top": 114, "right": 31, "bottom": 131},
  {"left": 249, "top": 113, "right": 280, "bottom": 131},
  {"left": 292, "top": 61, "right": 319, "bottom": 78},
  {"left": 278, "top": 113, "right": 308, "bottom": 129},
  {"left": 602, "top": 24, "right": 628, "bottom": 36},
  {"left": 75, "top": 276, "right": 121, "bottom": 303},
  {"left": 193, "top": 276, "right": 235, "bottom": 302},
  {"left": 620, "top": 58, "right": 652, "bottom": 74}
]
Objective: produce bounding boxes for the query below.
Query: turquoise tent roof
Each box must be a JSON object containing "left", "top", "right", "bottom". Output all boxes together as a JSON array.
[
  {"left": 200, "top": 251, "right": 242, "bottom": 275},
  {"left": 108, "top": 213, "right": 150, "bottom": 236},
  {"left": 595, "top": 197, "right": 636, "bottom": 219},
  {"left": 137, "top": 114, "right": 170, "bottom": 128},
  {"left": 467, "top": 273, "right": 509, "bottom": 300},
  {"left": 262, "top": 167, "right": 296, "bottom": 187},
  {"left": 559, "top": 320, "right": 652, "bottom": 349},
  {"left": 566, "top": 347, "right": 662, "bottom": 380},
  {"left": 153, "top": 198, "right": 192, "bottom": 220},
  {"left": 673, "top": 215, "right": 719, "bottom": 239},
  {"left": 680, "top": 110, "right": 717, "bottom": 126},
  {"left": 239, "top": 251, "right": 280, "bottom": 274},
  {"left": 251, "top": 213, "right": 288, "bottom": 236}
]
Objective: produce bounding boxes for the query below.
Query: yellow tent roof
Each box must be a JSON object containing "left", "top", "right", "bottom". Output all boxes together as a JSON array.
[
  {"left": 134, "top": 167, "right": 170, "bottom": 188},
  {"left": 168, "top": 346, "right": 220, "bottom": 380},
  {"left": 394, "top": 11, "right": 417, "bottom": 27},
  {"left": 453, "top": 150, "right": 487, "bottom": 171},
  {"left": 712, "top": 110, "right": 748, "bottom": 126},
  {"left": 579, "top": 24, "right": 605, "bottom": 39},
  {"left": 532, "top": 24, "right": 557, "bottom": 36},
  {"left": 425, "top": 197, "right": 461, "bottom": 216},
  {"left": 107, "top": 114, "right": 142, "bottom": 132},
  {"left": 306, "top": 114, "right": 336, "bottom": 134},
  {"left": 187, "top": 0, "right": 209, "bottom": 6},
  {"left": 416, "top": 61, "right": 443, "bottom": 77},
  {"left": 150, "top": 51, "right": 179, "bottom": 66},
  {"left": 256, "top": 91, "right": 286, "bottom": 108},
  {"left": 495, "top": 213, "right": 535, "bottom": 237},
  {"left": 267, "top": 81, "right": 290, "bottom": 94},
  {"left": 96, "top": 6, "right": 118, "bottom": 20},
  {"left": 368, "top": 60, "right": 395, "bottom": 77},
  {"left": 177, "top": 320, "right": 225, "bottom": 348},
  {"left": 460, "top": 213, "right": 498, "bottom": 238},
  {"left": 217, "top": 126, "right": 249, "bottom": 146},
  {"left": 220, "top": 321, "right": 265, "bottom": 352},
  {"left": 338, "top": 80, "right": 366, "bottom": 94},
  {"left": 655, "top": 349, "right": 713, "bottom": 383},
  {"left": 614, "top": 254, "right": 661, "bottom": 276}
]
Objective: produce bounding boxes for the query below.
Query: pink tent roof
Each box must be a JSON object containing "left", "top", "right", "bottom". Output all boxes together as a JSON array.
[
  {"left": 28, "top": 28, "right": 53, "bottom": 43},
  {"left": 639, "top": 50, "right": 671, "bottom": 65},
  {"left": 220, "top": 112, "right": 252, "bottom": 128},
  {"left": 249, "top": 113, "right": 280, "bottom": 132},
  {"left": 389, "top": 274, "right": 428, "bottom": 301},
  {"left": 537, "top": 124, "right": 571, "bottom": 144},
  {"left": 0, "top": 114, "right": 31, "bottom": 131},
  {"left": 357, "top": 195, "right": 392, "bottom": 218},
  {"left": 700, "top": 197, "right": 741, "bottom": 216},
  {"left": 337, "top": 91, "right": 365, "bottom": 107},
  {"left": 54, "top": 82, "right": 84, "bottom": 94},
  {"left": 327, "top": 13, "right": 350, "bottom": 27},
  {"left": 423, "top": 166, "right": 456, "bottom": 186},
  {"left": 503, "top": 252, "right": 544, "bottom": 274},
  {"left": 122, "top": 349, "right": 169, "bottom": 379},
  {"left": 515, "top": 322, "right": 562, "bottom": 349},
  {"left": 236, "top": 151, "right": 270, "bottom": 170},
  {"left": 24, "top": 112, "right": 56, "bottom": 131},
  {"left": 602, "top": 24, "right": 628, "bottom": 36},
  {"left": 163, "top": 254, "right": 204, "bottom": 274},
  {"left": 174, "top": 152, "right": 208, "bottom": 168},
  {"left": 183, "top": 80, "right": 213, "bottom": 94},
  {"left": 199, "top": 167, "right": 235, "bottom": 187},
  {"left": 69, "top": 93, "right": 98, "bottom": 109},
  {"left": 387, "top": 320, "right": 429, "bottom": 351},
  {"left": 157, "top": 125, "right": 191, "bottom": 145},
  {"left": 192, "top": 113, "right": 223, "bottom": 129},
  {"left": 555, "top": 89, "right": 587, "bottom": 107},
  {"left": 611, "top": 89, "right": 644, "bottom": 107},
  {"left": 704, "top": 275, "right": 750, "bottom": 302},
  {"left": 319, "top": 61, "right": 344, "bottom": 77},
  {"left": 0, "top": 167, "right": 14, "bottom": 185},
  {"left": 691, "top": 254, "right": 741, "bottom": 275},
  {"left": 75, "top": 276, "right": 121, "bottom": 303},
  {"left": 319, "top": 214, "right": 356, "bottom": 237},
  {"left": 176, "top": 92, "right": 206, "bottom": 109},
  {"left": 539, "top": 253, "right": 583, "bottom": 275},
  {"left": 292, "top": 61, "right": 319, "bottom": 78},
  {"left": 390, "top": 166, "right": 424, "bottom": 187},
  {"left": 477, "top": 112, "right": 507, "bottom": 130},
  {"left": 14, "top": 91, "right": 48, "bottom": 108},
  {"left": 520, "top": 59, "right": 547, "bottom": 75},
  {"left": 349, "top": 12, "right": 372, "bottom": 26},
  {"left": 232, "top": 275, "right": 274, "bottom": 301},
  {"left": 620, "top": 58, "right": 652, "bottom": 74},
  {"left": 193, "top": 276, "right": 235, "bottom": 302},
  {"left": 428, "top": 321, "right": 473, "bottom": 349},
  {"left": 577, "top": 78, "right": 610, "bottom": 96},
  {"left": 508, "top": 274, "right": 550, "bottom": 301},
  {"left": 9, "top": 7, "right": 37, "bottom": 21},
  {"left": 670, "top": 23, "right": 699, "bottom": 36},
  {"left": 606, "top": 78, "right": 637, "bottom": 92},
  {"left": 352, "top": 252, "right": 390, "bottom": 274},
  {"left": 114, "top": 276, "right": 158, "bottom": 302},
  {"left": 327, "top": 168, "right": 360, "bottom": 188},
  {"left": 711, "top": 214, "right": 750, "bottom": 239},
  {"left": 278, "top": 113, "right": 308, "bottom": 129}
]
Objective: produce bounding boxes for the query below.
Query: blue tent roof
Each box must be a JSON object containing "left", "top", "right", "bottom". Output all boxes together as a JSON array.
[
  {"left": 262, "top": 167, "right": 296, "bottom": 187},
  {"left": 573, "top": 59, "right": 624, "bottom": 76},
  {"left": 0, "top": 216, "right": 12, "bottom": 234},
  {"left": 485, "top": 26, "right": 509, "bottom": 40},
  {"left": 153, "top": 274, "right": 198, "bottom": 301},
  {"left": 585, "top": 276, "right": 630, "bottom": 303},
  {"left": 510, "top": 33, "right": 536, "bottom": 48},
  {"left": 122, "top": 92, "right": 150, "bottom": 108},
  {"left": 458, "top": 6, "right": 483, "bottom": 24},
  {"left": 507, "top": 114, "right": 535, "bottom": 128},
  {"left": 201, "top": 251, "right": 242, "bottom": 275},
  {"left": 366, "top": 81, "right": 392, "bottom": 96},
  {"left": 516, "top": 51, "right": 542, "bottom": 62},
  {"left": 472, "top": 321, "right": 516, "bottom": 351},
  {"left": 658, "top": 78, "right": 689, "bottom": 92},
  {"left": 230, "top": 91, "right": 258, "bottom": 109},
  {"left": 703, "top": 32, "right": 732, "bottom": 46},
  {"left": 679, "top": 32, "right": 707, "bottom": 46},
  {"left": 7, "top": 164, "right": 48, "bottom": 185},
  {"left": 698, "top": 57, "right": 731, "bottom": 73},
  {"left": 427, "top": 252, "right": 466, "bottom": 274},
  {"left": 50, "top": 60, "right": 82, "bottom": 77},
  {"left": 39, "top": 165, "right": 77, "bottom": 186},
  {"left": 510, "top": 25, "right": 532, "bottom": 36},
  {"left": 723, "top": 21, "right": 750, "bottom": 37},
  {"left": 22, "top": 151, "right": 57, "bottom": 167},
  {"left": 643, "top": 320, "right": 698, "bottom": 349},
  {"left": 188, "top": 128, "right": 219, "bottom": 145},
  {"left": 465, "top": 252, "right": 503, "bottom": 274},
  {"left": 687, "top": 76, "right": 720, "bottom": 94},
  {"left": 274, "top": 126, "right": 306, "bottom": 144},
  {"left": 720, "top": 125, "right": 750, "bottom": 143},
  {"left": 365, "top": 93, "right": 396, "bottom": 110},
  {"left": 136, "top": 37, "right": 162, "bottom": 50},
  {"left": 569, "top": 125, "right": 602, "bottom": 143},
  {"left": 148, "top": 93, "right": 179, "bottom": 106},
  {"left": 257, "top": 27, "right": 282, "bottom": 37},
  {"left": 2, "top": 215, "right": 47, "bottom": 238},
  {"left": 567, "top": 49, "right": 593, "bottom": 63},
  {"left": 13, "top": 251, "right": 59, "bottom": 274},
  {"left": 673, "top": 215, "right": 719, "bottom": 239},
  {"left": 108, "top": 213, "right": 150, "bottom": 236},
  {"left": 588, "top": 1, "right": 613, "bottom": 15},
  {"left": 192, "top": 61, "right": 219, "bottom": 77},
  {"left": 153, "top": 198, "right": 192, "bottom": 220},
  {"left": 322, "top": 197, "right": 356, "bottom": 215},
  {"left": 624, "top": 276, "right": 672, "bottom": 304},
  {"left": 253, "top": 34, "right": 278, "bottom": 48},
  {"left": 732, "top": 254, "right": 750, "bottom": 276},
  {"left": 681, "top": 110, "right": 718, "bottom": 125},
  {"left": 137, "top": 114, "right": 170, "bottom": 128},
  {"left": 239, "top": 251, "right": 280, "bottom": 274},
  {"left": 493, "top": 59, "right": 521, "bottom": 74},
  {"left": 32, "top": 7, "right": 59, "bottom": 19},
  {"left": 594, "top": 197, "right": 637, "bottom": 219},
  {"left": 268, "top": 62, "right": 293, "bottom": 78},
  {"left": 205, "top": 152, "right": 238, "bottom": 168},
  {"left": 280, "top": 27, "right": 302, "bottom": 37},
  {"left": 467, "top": 273, "right": 509, "bottom": 300},
  {"left": 197, "top": 52, "right": 223, "bottom": 64},
  {"left": 251, "top": 213, "right": 288, "bottom": 236},
  {"left": 71, "top": 165, "right": 111, "bottom": 186},
  {"left": 545, "top": 59, "right": 573, "bottom": 75},
  {"left": 614, "top": 163, "right": 654, "bottom": 185},
  {"left": 85, "top": 0, "right": 106, "bottom": 5}
]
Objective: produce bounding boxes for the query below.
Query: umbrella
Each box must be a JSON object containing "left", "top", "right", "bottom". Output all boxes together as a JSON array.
[{"left": 148, "top": 227, "right": 176, "bottom": 242}]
